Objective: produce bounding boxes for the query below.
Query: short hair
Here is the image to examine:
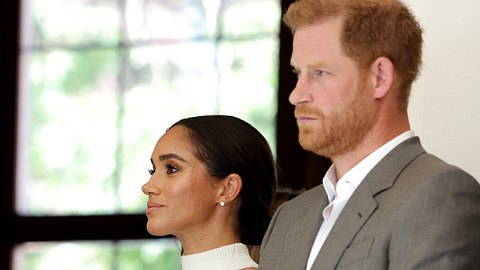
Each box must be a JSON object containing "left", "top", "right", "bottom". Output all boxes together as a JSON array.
[{"left": 284, "top": 0, "right": 423, "bottom": 111}]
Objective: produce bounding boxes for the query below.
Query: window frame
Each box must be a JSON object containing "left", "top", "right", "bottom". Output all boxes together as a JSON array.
[{"left": 0, "top": 0, "right": 329, "bottom": 269}]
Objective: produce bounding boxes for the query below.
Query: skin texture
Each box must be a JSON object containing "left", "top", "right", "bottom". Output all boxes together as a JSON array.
[
  {"left": 142, "top": 125, "right": 241, "bottom": 255},
  {"left": 290, "top": 16, "right": 409, "bottom": 178},
  {"left": 290, "top": 17, "right": 376, "bottom": 161}
]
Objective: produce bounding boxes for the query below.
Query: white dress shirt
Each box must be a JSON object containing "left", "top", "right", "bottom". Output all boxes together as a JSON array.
[{"left": 305, "top": 131, "right": 414, "bottom": 270}]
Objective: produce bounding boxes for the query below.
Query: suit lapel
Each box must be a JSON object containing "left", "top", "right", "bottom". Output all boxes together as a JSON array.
[
  {"left": 311, "top": 183, "right": 378, "bottom": 269},
  {"left": 310, "top": 137, "right": 426, "bottom": 269},
  {"left": 286, "top": 186, "right": 329, "bottom": 269}
]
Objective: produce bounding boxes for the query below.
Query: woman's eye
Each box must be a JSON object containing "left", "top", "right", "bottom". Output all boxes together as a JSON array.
[
  {"left": 166, "top": 165, "right": 179, "bottom": 174},
  {"left": 148, "top": 168, "right": 155, "bottom": 175}
]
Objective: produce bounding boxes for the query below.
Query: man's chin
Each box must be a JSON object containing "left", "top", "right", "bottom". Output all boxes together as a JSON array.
[
  {"left": 298, "top": 134, "right": 318, "bottom": 152},
  {"left": 298, "top": 133, "right": 337, "bottom": 158}
]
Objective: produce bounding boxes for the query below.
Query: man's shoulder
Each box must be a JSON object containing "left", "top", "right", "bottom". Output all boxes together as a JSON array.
[
  {"left": 280, "top": 185, "right": 326, "bottom": 210},
  {"left": 408, "top": 151, "right": 476, "bottom": 180}
]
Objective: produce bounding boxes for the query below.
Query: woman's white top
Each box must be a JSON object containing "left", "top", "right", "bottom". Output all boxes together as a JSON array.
[{"left": 181, "top": 243, "right": 258, "bottom": 270}]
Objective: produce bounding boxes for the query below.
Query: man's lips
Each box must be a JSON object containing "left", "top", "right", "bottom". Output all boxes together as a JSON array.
[
  {"left": 296, "top": 115, "right": 316, "bottom": 120},
  {"left": 295, "top": 115, "right": 317, "bottom": 124}
]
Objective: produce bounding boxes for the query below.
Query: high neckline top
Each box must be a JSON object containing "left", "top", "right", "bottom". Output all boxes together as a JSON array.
[{"left": 181, "top": 243, "right": 257, "bottom": 270}]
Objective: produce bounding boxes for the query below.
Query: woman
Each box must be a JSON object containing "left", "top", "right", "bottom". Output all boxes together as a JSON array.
[{"left": 142, "top": 115, "right": 277, "bottom": 270}]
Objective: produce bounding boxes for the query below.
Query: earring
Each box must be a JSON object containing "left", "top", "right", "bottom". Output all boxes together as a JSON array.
[{"left": 219, "top": 200, "right": 225, "bottom": 207}]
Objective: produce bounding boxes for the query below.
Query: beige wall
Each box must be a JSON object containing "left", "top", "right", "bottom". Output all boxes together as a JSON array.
[{"left": 405, "top": 0, "right": 480, "bottom": 182}]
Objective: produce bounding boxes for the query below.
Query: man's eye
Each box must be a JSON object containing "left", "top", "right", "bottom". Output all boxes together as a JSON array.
[
  {"left": 312, "top": 70, "right": 328, "bottom": 77},
  {"left": 291, "top": 68, "right": 300, "bottom": 78},
  {"left": 148, "top": 169, "right": 155, "bottom": 175},
  {"left": 166, "top": 165, "right": 179, "bottom": 174}
]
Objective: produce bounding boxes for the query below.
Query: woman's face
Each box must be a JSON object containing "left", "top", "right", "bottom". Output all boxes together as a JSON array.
[{"left": 141, "top": 125, "right": 220, "bottom": 239}]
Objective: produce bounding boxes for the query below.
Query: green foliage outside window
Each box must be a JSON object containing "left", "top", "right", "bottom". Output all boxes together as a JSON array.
[{"left": 16, "top": 0, "right": 280, "bottom": 268}]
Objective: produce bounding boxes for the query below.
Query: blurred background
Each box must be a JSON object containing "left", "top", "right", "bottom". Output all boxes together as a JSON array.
[{"left": 1, "top": 0, "right": 479, "bottom": 269}]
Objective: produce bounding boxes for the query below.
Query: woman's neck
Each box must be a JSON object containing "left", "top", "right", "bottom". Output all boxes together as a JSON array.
[
  {"left": 178, "top": 202, "right": 241, "bottom": 255},
  {"left": 179, "top": 226, "right": 240, "bottom": 255}
]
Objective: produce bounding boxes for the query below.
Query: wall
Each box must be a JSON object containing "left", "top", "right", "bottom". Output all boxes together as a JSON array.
[{"left": 405, "top": 0, "right": 480, "bottom": 182}]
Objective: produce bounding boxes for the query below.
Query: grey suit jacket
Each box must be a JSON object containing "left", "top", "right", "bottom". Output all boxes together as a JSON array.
[{"left": 259, "top": 137, "right": 480, "bottom": 270}]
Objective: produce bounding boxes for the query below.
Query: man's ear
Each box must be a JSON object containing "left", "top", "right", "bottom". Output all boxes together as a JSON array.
[
  {"left": 370, "top": 56, "right": 394, "bottom": 99},
  {"left": 217, "top": 173, "right": 242, "bottom": 206}
]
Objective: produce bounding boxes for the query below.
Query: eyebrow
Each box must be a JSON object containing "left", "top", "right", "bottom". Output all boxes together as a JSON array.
[
  {"left": 290, "top": 60, "right": 329, "bottom": 69},
  {"left": 157, "top": 153, "right": 187, "bottom": 163}
]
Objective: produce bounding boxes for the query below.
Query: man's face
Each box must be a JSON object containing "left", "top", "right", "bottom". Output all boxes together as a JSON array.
[{"left": 289, "top": 17, "right": 377, "bottom": 158}]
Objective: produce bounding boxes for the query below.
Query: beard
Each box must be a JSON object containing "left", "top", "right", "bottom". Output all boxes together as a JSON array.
[{"left": 295, "top": 80, "right": 377, "bottom": 159}]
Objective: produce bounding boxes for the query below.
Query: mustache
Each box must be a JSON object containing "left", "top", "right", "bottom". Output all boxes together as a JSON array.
[{"left": 294, "top": 105, "right": 324, "bottom": 118}]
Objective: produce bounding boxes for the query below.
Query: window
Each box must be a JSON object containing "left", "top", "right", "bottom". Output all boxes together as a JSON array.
[
  {"left": 17, "top": 0, "right": 280, "bottom": 217},
  {"left": 13, "top": 239, "right": 181, "bottom": 270},
  {"left": 2, "top": 0, "right": 329, "bottom": 269},
  {"left": 11, "top": 0, "right": 280, "bottom": 268}
]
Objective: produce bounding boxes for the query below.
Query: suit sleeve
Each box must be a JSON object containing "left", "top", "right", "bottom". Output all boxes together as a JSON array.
[{"left": 259, "top": 201, "right": 286, "bottom": 268}]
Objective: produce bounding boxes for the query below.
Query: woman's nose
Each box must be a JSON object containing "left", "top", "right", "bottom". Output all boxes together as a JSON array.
[{"left": 141, "top": 180, "right": 157, "bottom": 195}]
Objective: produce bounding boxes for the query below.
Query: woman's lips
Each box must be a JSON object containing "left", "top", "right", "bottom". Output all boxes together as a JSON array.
[{"left": 146, "top": 202, "right": 165, "bottom": 215}]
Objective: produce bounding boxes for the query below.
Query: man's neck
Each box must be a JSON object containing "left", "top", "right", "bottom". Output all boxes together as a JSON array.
[{"left": 332, "top": 126, "right": 410, "bottom": 179}]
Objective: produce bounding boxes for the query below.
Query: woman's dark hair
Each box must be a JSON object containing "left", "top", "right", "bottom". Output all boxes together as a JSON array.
[{"left": 170, "top": 115, "right": 277, "bottom": 245}]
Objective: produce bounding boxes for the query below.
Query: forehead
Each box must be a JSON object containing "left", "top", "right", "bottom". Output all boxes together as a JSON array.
[
  {"left": 291, "top": 17, "right": 345, "bottom": 64},
  {"left": 153, "top": 126, "right": 193, "bottom": 156}
]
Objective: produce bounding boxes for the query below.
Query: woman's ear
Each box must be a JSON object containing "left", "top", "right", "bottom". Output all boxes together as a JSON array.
[
  {"left": 217, "top": 173, "right": 242, "bottom": 206},
  {"left": 370, "top": 56, "right": 394, "bottom": 99}
]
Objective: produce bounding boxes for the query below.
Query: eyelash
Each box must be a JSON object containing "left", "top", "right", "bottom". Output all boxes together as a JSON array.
[
  {"left": 166, "top": 165, "right": 179, "bottom": 174},
  {"left": 148, "top": 165, "right": 179, "bottom": 176},
  {"left": 291, "top": 69, "right": 328, "bottom": 79},
  {"left": 311, "top": 70, "right": 328, "bottom": 78}
]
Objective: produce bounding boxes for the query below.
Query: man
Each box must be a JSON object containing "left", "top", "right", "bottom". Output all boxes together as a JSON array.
[{"left": 259, "top": 0, "right": 480, "bottom": 269}]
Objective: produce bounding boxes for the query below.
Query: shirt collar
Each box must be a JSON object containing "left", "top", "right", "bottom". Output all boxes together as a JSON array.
[{"left": 322, "top": 130, "right": 415, "bottom": 202}]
